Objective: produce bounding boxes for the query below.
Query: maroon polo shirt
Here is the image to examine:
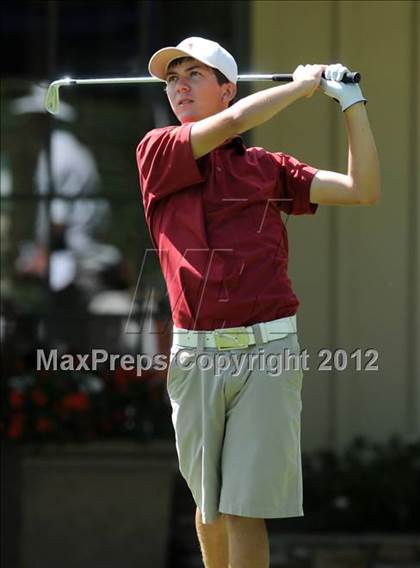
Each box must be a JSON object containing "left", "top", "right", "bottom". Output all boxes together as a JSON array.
[{"left": 136, "top": 122, "right": 318, "bottom": 330}]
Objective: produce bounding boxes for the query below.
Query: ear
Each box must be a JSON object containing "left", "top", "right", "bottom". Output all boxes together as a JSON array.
[{"left": 222, "top": 82, "right": 237, "bottom": 104}]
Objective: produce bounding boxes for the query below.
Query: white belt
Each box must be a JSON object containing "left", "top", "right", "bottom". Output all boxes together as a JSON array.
[{"left": 172, "top": 316, "right": 297, "bottom": 350}]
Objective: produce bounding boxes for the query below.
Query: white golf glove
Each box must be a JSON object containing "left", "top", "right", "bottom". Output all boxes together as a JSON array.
[{"left": 321, "top": 63, "right": 366, "bottom": 112}]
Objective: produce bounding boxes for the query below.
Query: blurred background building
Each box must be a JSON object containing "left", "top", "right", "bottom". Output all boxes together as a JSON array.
[{"left": 1, "top": 1, "right": 419, "bottom": 567}]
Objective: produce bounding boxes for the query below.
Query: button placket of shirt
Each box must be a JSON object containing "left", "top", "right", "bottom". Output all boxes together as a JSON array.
[
  {"left": 215, "top": 153, "right": 224, "bottom": 205},
  {"left": 215, "top": 153, "right": 222, "bottom": 173}
]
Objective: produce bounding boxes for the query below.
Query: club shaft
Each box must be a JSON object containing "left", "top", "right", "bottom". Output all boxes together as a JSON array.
[
  {"left": 45, "top": 71, "right": 360, "bottom": 114},
  {"left": 56, "top": 75, "right": 284, "bottom": 86},
  {"left": 67, "top": 77, "right": 159, "bottom": 85},
  {"left": 55, "top": 71, "right": 360, "bottom": 86}
]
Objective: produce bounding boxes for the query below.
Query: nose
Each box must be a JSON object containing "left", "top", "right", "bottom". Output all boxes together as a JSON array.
[{"left": 175, "top": 76, "right": 191, "bottom": 93}]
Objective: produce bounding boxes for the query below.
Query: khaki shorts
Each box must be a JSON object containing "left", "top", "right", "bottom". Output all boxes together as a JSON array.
[{"left": 166, "top": 331, "right": 304, "bottom": 524}]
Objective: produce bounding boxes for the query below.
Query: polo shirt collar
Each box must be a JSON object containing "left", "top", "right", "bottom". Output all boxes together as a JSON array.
[{"left": 219, "top": 136, "right": 246, "bottom": 155}]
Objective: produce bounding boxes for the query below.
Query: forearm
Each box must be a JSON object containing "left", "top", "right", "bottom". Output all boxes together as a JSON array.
[
  {"left": 345, "top": 103, "right": 380, "bottom": 203},
  {"left": 230, "top": 80, "right": 309, "bottom": 134}
]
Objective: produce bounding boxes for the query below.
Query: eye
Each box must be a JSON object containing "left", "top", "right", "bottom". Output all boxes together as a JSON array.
[
  {"left": 190, "top": 70, "right": 200, "bottom": 77},
  {"left": 166, "top": 75, "right": 176, "bottom": 83}
]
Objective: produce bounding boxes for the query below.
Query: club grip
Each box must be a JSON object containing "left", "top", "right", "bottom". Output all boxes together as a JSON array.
[
  {"left": 340, "top": 72, "right": 361, "bottom": 84},
  {"left": 271, "top": 71, "right": 361, "bottom": 83}
]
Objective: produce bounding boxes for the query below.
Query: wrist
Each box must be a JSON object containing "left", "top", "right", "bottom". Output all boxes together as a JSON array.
[
  {"left": 340, "top": 85, "right": 366, "bottom": 112},
  {"left": 343, "top": 99, "right": 367, "bottom": 114},
  {"left": 291, "top": 78, "right": 313, "bottom": 99}
]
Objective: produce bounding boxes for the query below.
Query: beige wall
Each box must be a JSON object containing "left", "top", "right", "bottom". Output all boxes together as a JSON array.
[{"left": 251, "top": 0, "right": 419, "bottom": 452}]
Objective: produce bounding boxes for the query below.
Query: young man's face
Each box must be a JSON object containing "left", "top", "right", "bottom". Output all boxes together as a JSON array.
[{"left": 165, "top": 58, "right": 236, "bottom": 124}]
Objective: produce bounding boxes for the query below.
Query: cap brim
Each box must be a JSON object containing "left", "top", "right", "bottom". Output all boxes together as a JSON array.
[{"left": 148, "top": 46, "right": 209, "bottom": 81}]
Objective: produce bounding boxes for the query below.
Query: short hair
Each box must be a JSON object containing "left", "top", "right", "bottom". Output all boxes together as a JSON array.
[{"left": 165, "top": 56, "right": 235, "bottom": 106}]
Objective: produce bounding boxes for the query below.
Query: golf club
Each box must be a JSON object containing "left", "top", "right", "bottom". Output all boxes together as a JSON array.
[{"left": 44, "top": 71, "right": 361, "bottom": 115}]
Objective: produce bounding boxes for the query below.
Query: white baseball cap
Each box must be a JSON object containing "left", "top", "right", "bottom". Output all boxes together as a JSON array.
[{"left": 148, "top": 36, "right": 238, "bottom": 84}]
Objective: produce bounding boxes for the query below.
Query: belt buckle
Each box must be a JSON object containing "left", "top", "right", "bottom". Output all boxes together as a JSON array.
[{"left": 214, "top": 327, "right": 250, "bottom": 350}]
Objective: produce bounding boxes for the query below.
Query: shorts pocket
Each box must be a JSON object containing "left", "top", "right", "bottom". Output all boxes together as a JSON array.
[
  {"left": 284, "top": 334, "right": 303, "bottom": 391},
  {"left": 167, "top": 346, "right": 195, "bottom": 400},
  {"left": 265, "top": 334, "right": 303, "bottom": 392}
]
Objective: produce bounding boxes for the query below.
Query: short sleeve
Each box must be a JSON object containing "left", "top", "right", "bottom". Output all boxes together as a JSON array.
[
  {"left": 271, "top": 152, "right": 319, "bottom": 215},
  {"left": 136, "top": 123, "right": 205, "bottom": 222}
]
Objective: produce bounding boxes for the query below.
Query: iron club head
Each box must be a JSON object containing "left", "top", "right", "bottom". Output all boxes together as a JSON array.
[{"left": 44, "top": 78, "right": 74, "bottom": 115}]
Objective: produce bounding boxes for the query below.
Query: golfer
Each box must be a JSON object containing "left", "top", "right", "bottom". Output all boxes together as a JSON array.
[{"left": 136, "top": 37, "right": 380, "bottom": 568}]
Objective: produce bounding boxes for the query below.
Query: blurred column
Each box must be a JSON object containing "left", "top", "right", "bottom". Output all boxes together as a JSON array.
[
  {"left": 326, "top": 0, "right": 340, "bottom": 452},
  {"left": 407, "top": 0, "right": 419, "bottom": 437},
  {"left": 138, "top": 0, "right": 169, "bottom": 128},
  {"left": 0, "top": 442, "right": 21, "bottom": 568},
  {"left": 42, "top": 1, "right": 58, "bottom": 345}
]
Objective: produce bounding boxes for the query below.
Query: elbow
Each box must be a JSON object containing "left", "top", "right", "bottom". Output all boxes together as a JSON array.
[
  {"left": 361, "top": 197, "right": 380, "bottom": 206},
  {"left": 369, "top": 192, "right": 380, "bottom": 205},
  {"left": 354, "top": 182, "right": 381, "bottom": 205},
  {"left": 357, "top": 193, "right": 380, "bottom": 206}
]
